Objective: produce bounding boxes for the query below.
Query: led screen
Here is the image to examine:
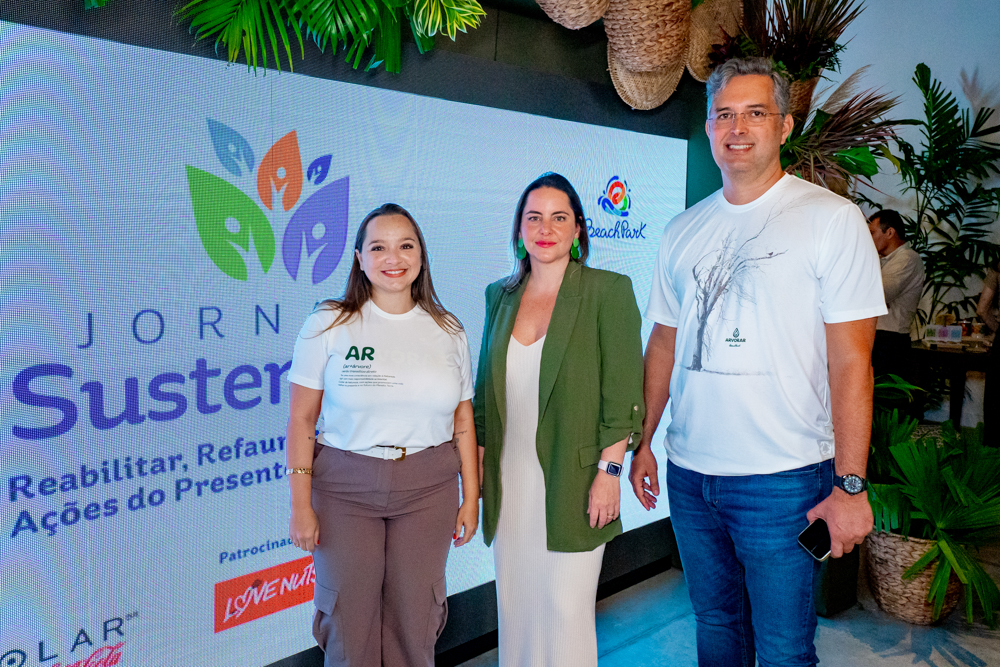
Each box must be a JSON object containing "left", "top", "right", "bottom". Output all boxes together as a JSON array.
[{"left": 0, "top": 20, "right": 685, "bottom": 667}]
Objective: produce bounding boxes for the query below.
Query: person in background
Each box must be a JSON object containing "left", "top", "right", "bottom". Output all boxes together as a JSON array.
[
  {"left": 285, "top": 203, "right": 479, "bottom": 667},
  {"left": 474, "top": 172, "right": 644, "bottom": 667},
  {"left": 977, "top": 260, "right": 999, "bottom": 447},
  {"left": 629, "top": 58, "right": 886, "bottom": 666},
  {"left": 868, "top": 209, "right": 925, "bottom": 380}
]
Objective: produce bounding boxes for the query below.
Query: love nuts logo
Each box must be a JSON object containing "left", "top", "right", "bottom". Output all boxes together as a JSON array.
[
  {"left": 186, "top": 119, "right": 349, "bottom": 283},
  {"left": 214, "top": 556, "right": 316, "bottom": 632}
]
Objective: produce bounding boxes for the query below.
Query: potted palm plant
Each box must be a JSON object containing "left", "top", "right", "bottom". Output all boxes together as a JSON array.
[{"left": 866, "top": 415, "right": 1000, "bottom": 627}]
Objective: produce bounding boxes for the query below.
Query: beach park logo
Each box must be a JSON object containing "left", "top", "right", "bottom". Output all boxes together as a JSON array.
[
  {"left": 588, "top": 175, "right": 645, "bottom": 240},
  {"left": 186, "top": 120, "right": 349, "bottom": 283},
  {"left": 597, "top": 176, "right": 631, "bottom": 217}
]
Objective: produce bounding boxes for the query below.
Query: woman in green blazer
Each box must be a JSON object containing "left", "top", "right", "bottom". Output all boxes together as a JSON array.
[{"left": 473, "top": 173, "right": 645, "bottom": 666}]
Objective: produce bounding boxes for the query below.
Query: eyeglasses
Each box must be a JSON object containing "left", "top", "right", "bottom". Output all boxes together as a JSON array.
[{"left": 709, "top": 111, "right": 783, "bottom": 128}]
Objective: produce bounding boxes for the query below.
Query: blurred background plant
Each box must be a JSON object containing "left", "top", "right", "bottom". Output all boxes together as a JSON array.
[{"left": 864, "top": 64, "right": 1000, "bottom": 328}]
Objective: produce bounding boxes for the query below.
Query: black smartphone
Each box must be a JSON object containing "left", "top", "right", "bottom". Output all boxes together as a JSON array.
[{"left": 798, "top": 519, "right": 831, "bottom": 561}]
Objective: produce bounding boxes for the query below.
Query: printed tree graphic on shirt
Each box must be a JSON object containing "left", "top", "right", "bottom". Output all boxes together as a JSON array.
[{"left": 690, "top": 217, "right": 787, "bottom": 372}]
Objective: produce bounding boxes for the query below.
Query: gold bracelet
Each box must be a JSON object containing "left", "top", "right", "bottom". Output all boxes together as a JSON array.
[{"left": 285, "top": 467, "right": 313, "bottom": 475}]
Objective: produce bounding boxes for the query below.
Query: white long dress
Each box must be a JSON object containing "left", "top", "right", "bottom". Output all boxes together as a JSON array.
[{"left": 494, "top": 336, "right": 606, "bottom": 667}]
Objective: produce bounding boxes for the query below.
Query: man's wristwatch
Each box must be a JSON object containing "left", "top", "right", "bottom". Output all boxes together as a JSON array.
[
  {"left": 598, "top": 460, "right": 623, "bottom": 477},
  {"left": 834, "top": 473, "right": 867, "bottom": 495}
]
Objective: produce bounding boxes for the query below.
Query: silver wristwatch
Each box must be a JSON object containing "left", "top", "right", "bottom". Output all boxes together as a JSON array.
[
  {"left": 598, "top": 460, "right": 623, "bottom": 477},
  {"left": 834, "top": 473, "right": 867, "bottom": 495}
]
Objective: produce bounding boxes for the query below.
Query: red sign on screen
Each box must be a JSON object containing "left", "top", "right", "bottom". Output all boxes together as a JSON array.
[{"left": 214, "top": 556, "right": 315, "bottom": 632}]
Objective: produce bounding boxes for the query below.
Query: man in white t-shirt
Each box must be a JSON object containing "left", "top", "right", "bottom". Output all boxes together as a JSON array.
[{"left": 628, "top": 58, "right": 886, "bottom": 665}]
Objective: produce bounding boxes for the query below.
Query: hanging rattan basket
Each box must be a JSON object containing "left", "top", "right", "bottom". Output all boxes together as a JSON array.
[
  {"left": 686, "top": 0, "right": 742, "bottom": 83},
  {"left": 536, "top": 0, "right": 610, "bottom": 30},
  {"left": 788, "top": 76, "right": 820, "bottom": 120},
  {"left": 865, "top": 531, "right": 962, "bottom": 625},
  {"left": 605, "top": 0, "right": 691, "bottom": 73},
  {"left": 608, "top": 43, "right": 685, "bottom": 111}
]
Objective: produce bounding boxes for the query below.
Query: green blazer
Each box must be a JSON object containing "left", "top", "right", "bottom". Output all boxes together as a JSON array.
[{"left": 474, "top": 263, "right": 645, "bottom": 552}]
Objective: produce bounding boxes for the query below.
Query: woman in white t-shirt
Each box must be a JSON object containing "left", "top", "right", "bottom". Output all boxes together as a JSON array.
[{"left": 286, "top": 203, "right": 479, "bottom": 667}]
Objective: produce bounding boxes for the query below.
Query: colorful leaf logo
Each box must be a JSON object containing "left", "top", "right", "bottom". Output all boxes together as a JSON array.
[
  {"left": 186, "top": 166, "right": 276, "bottom": 281},
  {"left": 257, "top": 131, "right": 304, "bottom": 212},
  {"left": 188, "top": 120, "right": 348, "bottom": 283},
  {"left": 282, "top": 176, "right": 349, "bottom": 285},
  {"left": 208, "top": 119, "right": 256, "bottom": 177},
  {"left": 598, "top": 176, "right": 631, "bottom": 217}
]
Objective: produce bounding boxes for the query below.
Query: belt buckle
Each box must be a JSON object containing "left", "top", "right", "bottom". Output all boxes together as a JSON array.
[{"left": 376, "top": 445, "right": 406, "bottom": 460}]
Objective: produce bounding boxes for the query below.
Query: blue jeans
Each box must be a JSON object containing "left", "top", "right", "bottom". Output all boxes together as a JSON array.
[{"left": 667, "top": 458, "right": 833, "bottom": 667}]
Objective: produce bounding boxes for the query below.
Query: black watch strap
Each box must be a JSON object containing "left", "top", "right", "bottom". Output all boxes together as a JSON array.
[{"left": 834, "top": 473, "right": 867, "bottom": 495}]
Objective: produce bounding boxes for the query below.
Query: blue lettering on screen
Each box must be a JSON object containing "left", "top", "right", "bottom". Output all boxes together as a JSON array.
[{"left": 11, "top": 359, "right": 292, "bottom": 440}]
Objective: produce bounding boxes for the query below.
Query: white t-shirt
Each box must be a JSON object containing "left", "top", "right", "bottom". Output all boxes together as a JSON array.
[
  {"left": 288, "top": 301, "right": 474, "bottom": 454},
  {"left": 646, "top": 175, "right": 887, "bottom": 475}
]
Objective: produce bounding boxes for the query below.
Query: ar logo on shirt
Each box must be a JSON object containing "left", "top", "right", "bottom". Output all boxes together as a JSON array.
[
  {"left": 725, "top": 328, "right": 746, "bottom": 347},
  {"left": 346, "top": 346, "right": 374, "bottom": 361}
]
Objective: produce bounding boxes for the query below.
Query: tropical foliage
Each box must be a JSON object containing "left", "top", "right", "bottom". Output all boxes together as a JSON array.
[
  {"left": 88, "top": 0, "right": 486, "bottom": 73},
  {"left": 868, "top": 415, "right": 1000, "bottom": 627},
  {"left": 876, "top": 63, "right": 1000, "bottom": 327},
  {"left": 781, "top": 66, "right": 903, "bottom": 194},
  {"left": 710, "top": 0, "right": 864, "bottom": 82}
]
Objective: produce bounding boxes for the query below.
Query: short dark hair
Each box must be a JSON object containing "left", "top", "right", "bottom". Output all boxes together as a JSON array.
[
  {"left": 504, "top": 172, "right": 589, "bottom": 292},
  {"left": 871, "top": 209, "right": 906, "bottom": 241},
  {"left": 706, "top": 57, "right": 790, "bottom": 117}
]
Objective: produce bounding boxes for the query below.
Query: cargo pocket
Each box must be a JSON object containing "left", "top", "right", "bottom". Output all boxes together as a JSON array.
[
  {"left": 425, "top": 577, "right": 448, "bottom": 649},
  {"left": 312, "top": 582, "right": 346, "bottom": 661}
]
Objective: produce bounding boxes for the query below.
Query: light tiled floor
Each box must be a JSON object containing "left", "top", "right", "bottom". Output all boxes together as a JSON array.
[{"left": 460, "top": 544, "right": 1000, "bottom": 666}]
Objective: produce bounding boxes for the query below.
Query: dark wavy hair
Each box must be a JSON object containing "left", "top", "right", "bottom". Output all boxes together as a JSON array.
[
  {"left": 503, "top": 172, "right": 589, "bottom": 292},
  {"left": 318, "top": 203, "right": 461, "bottom": 333}
]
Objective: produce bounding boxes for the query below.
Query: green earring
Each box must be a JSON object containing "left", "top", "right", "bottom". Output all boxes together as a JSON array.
[
  {"left": 516, "top": 237, "right": 527, "bottom": 260},
  {"left": 570, "top": 237, "right": 580, "bottom": 260}
]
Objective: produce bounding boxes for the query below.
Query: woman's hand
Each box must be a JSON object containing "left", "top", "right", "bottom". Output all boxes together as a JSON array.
[
  {"left": 453, "top": 500, "right": 479, "bottom": 547},
  {"left": 588, "top": 471, "right": 621, "bottom": 529},
  {"left": 289, "top": 506, "right": 320, "bottom": 552}
]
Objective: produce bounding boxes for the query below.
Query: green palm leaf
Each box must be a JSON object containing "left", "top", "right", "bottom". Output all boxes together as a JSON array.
[
  {"left": 891, "top": 64, "right": 1000, "bottom": 326},
  {"left": 178, "top": 0, "right": 302, "bottom": 72}
]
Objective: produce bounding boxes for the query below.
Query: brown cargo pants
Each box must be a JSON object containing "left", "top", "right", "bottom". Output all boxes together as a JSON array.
[{"left": 310, "top": 442, "right": 461, "bottom": 667}]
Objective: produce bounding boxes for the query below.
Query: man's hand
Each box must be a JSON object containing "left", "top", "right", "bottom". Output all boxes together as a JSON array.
[
  {"left": 806, "top": 488, "right": 873, "bottom": 558},
  {"left": 628, "top": 445, "right": 659, "bottom": 511}
]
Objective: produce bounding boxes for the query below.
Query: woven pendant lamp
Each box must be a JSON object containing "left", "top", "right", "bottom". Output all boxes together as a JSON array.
[
  {"left": 686, "top": 0, "right": 743, "bottom": 83},
  {"left": 608, "top": 42, "right": 685, "bottom": 111},
  {"left": 536, "top": 0, "right": 611, "bottom": 30},
  {"left": 604, "top": 0, "right": 691, "bottom": 72}
]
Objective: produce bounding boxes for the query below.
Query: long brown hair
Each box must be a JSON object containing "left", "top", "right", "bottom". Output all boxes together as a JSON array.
[
  {"left": 504, "top": 172, "right": 589, "bottom": 292},
  {"left": 318, "top": 203, "right": 462, "bottom": 333}
]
